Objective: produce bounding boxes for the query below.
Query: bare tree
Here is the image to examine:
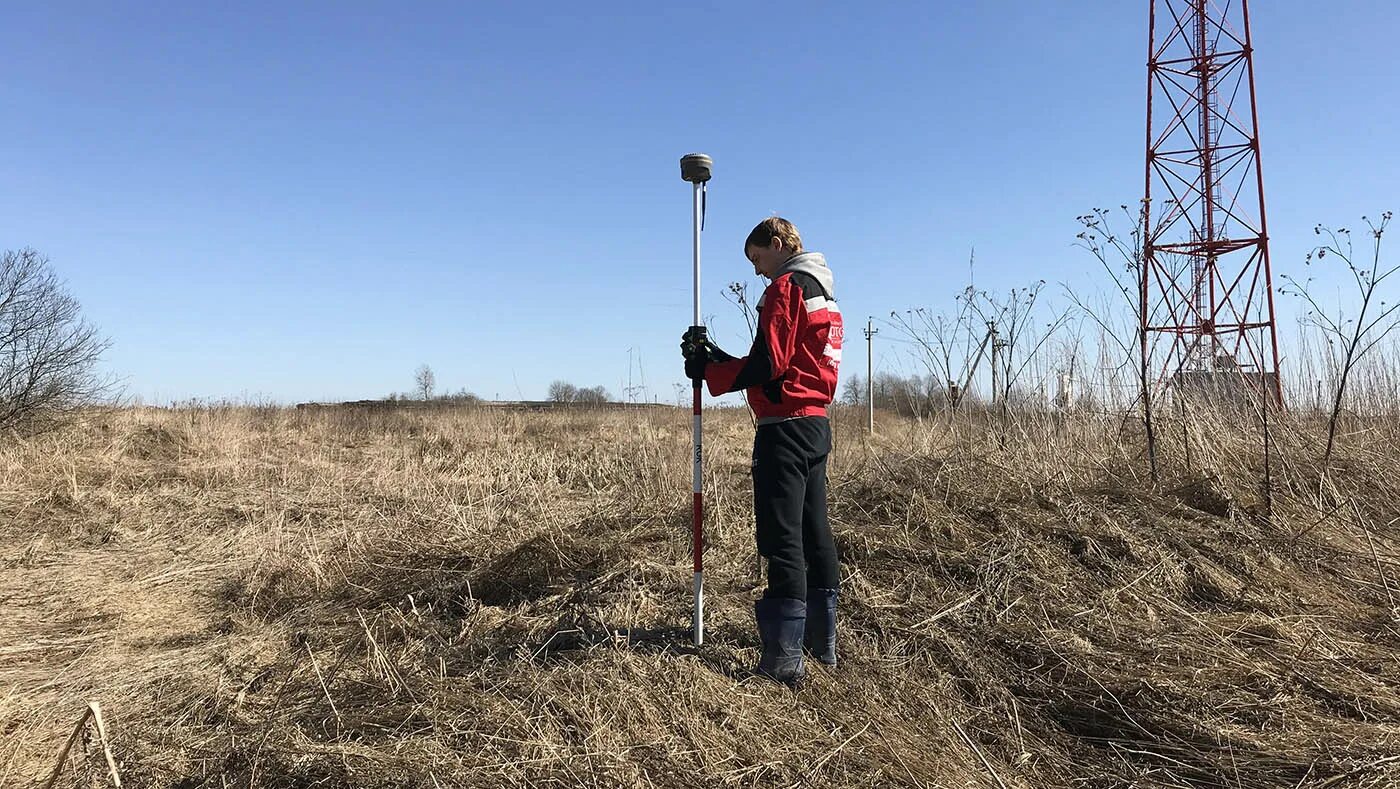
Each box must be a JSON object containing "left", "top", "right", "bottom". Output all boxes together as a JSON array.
[
  {"left": 840, "top": 374, "right": 863, "bottom": 406},
  {"left": 887, "top": 294, "right": 977, "bottom": 402},
  {"left": 887, "top": 252, "right": 980, "bottom": 406},
  {"left": 414, "top": 364, "right": 435, "bottom": 400},
  {"left": 548, "top": 380, "right": 578, "bottom": 403},
  {"left": 967, "top": 280, "right": 1071, "bottom": 404},
  {"left": 574, "top": 385, "right": 610, "bottom": 405},
  {"left": 0, "top": 249, "right": 112, "bottom": 432},
  {"left": 1281, "top": 211, "right": 1396, "bottom": 473}
]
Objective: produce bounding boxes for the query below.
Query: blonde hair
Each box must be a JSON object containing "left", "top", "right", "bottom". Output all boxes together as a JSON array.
[{"left": 744, "top": 217, "right": 803, "bottom": 255}]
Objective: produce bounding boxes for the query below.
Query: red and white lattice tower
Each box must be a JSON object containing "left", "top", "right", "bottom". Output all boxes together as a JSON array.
[{"left": 1142, "top": 0, "right": 1282, "bottom": 403}]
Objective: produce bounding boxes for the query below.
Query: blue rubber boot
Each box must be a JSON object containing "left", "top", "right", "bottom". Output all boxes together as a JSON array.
[
  {"left": 804, "top": 587, "right": 838, "bottom": 666},
  {"left": 755, "top": 597, "right": 807, "bottom": 684}
]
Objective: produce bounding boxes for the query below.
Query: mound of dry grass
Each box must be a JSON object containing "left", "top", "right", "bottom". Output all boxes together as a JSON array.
[{"left": 2, "top": 404, "right": 1398, "bottom": 787}]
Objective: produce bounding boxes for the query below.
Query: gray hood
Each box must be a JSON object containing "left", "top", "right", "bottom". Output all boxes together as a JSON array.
[{"left": 774, "top": 252, "right": 835, "bottom": 298}]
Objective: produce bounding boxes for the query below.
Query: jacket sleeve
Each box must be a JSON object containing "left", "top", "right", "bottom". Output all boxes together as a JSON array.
[{"left": 704, "top": 278, "right": 803, "bottom": 396}]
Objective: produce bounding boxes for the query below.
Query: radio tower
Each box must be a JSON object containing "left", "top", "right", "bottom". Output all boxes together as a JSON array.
[{"left": 1142, "top": 0, "right": 1282, "bottom": 403}]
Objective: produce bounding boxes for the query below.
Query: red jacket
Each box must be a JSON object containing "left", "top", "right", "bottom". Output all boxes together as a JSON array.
[{"left": 705, "top": 253, "right": 843, "bottom": 423}]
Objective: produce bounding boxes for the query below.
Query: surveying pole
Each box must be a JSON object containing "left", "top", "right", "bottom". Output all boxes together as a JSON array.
[
  {"left": 680, "top": 153, "right": 711, "bottom": 647},
  {"left": 865, "top": 317, "right": 877, "bottom": 433}
]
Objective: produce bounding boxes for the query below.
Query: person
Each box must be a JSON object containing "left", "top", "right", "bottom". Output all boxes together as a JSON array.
[{"left": 681, "top": 216, "right": 843, "bottom": 684}]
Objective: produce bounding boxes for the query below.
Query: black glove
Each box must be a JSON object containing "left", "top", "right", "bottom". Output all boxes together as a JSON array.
[
  {"left": 681, "top": 326, "right": 709, "bottom": 381},
  {"left": 685, "top": 355, "right": 707, "bottom": 382},
  {"left": 680, "top": 326, "right": 735, "bottom": 382}
]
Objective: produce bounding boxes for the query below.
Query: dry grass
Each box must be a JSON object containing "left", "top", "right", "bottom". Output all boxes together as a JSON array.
[{"left": 2, "top": 403, "right": 1399, "bottom": 788}]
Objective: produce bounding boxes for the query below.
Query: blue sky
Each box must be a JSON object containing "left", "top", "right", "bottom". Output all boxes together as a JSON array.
[{"left": 2, "top": 1, "right": 1396, "bottom": 404}]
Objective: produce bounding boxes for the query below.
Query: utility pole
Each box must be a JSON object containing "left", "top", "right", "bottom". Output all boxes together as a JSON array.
[
  {"left": 989, "top": 321, "right": 1001, "bottom": 406},
  {"left": 865, "top": 317, "right": 877, "bottom": 433},
  {"left": 626, "top": 348, "right": 634, "bottom": 403},
  {"left": 624, "top": 347, "right": 647, "bottom": 403}
]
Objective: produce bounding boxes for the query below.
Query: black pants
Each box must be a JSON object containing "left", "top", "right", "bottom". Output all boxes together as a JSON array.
[{"left": 753, "top": 416, "right": 840, "bottom": 600}]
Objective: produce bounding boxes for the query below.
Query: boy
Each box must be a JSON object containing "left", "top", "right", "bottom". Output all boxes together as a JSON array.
[{"left": 681, "top": 216, "right": 843, "bottom": 684}]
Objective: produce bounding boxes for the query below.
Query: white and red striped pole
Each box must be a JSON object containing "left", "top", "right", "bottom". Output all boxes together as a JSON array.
[{"left": 680, "top": 153, "right": 711, "bottom": 647}]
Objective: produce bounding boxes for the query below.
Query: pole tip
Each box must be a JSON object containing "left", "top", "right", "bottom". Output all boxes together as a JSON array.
[{"left": 680, "top": 153, "right": 712, "bottom": 183}]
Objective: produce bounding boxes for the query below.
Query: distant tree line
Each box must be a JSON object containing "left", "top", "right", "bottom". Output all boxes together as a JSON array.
[
  {"left": 548, "top": 381, "right": 611, "bottom": 404},
  {"left": 839, "top": 372, "right": 947, "bottom": 418},
  {"left": 380, "top": 368, "right": 615, "bottom": 406},
  {"left": 381, "top": 389, "right": 482, "bottom": 404}
]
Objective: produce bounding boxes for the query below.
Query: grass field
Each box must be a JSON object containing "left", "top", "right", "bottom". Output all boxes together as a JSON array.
[{"left": 2, "top": 404, "right": 1398, "bottom": 787}]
